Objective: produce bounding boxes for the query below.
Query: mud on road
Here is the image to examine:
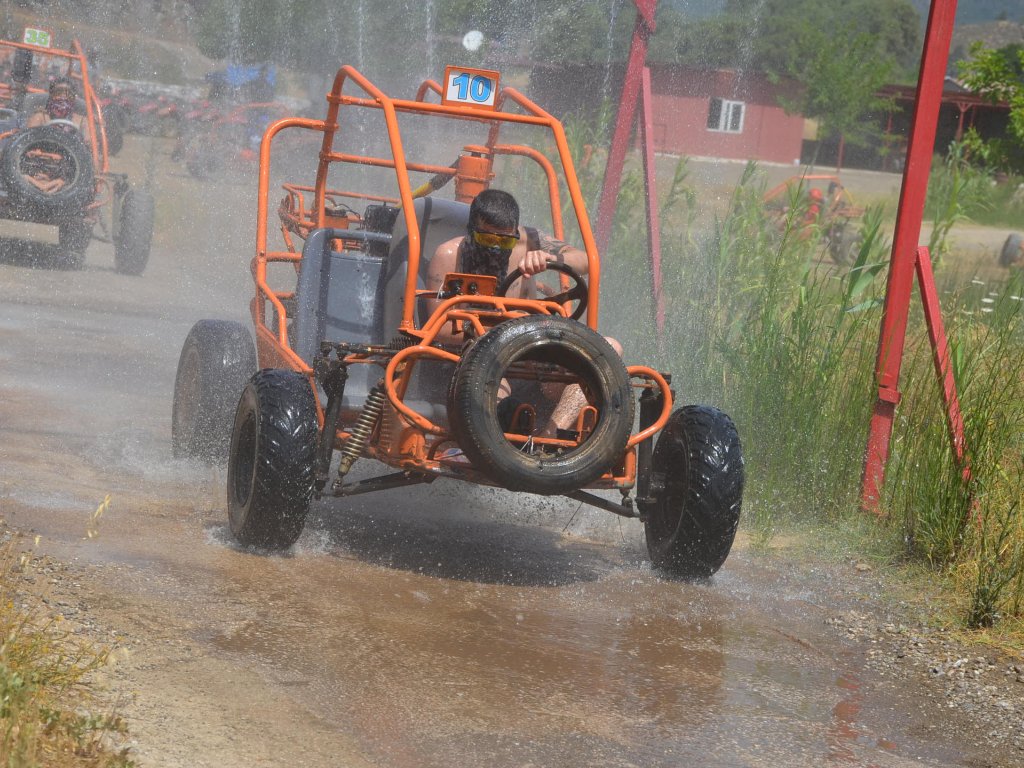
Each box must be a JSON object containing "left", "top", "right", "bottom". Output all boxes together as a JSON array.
[{"left": 1, "top": 138, "right": 1023, "bottom": 767}]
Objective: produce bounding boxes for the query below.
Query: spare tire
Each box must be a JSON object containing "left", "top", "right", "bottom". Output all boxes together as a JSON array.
[
  {"left": 448, "top": 315, "right": 634, "bottom": 495},
  {"left": 0, "top": 124, "right": 94, "bottom": 216}
]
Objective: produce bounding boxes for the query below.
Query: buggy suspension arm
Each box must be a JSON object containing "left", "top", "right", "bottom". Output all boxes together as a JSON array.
[
  {"left": 331, "top": 471, "right": 433, "bottom": 497},
  {"left": 564, "top": 490, "right": 638, "bottom": 519}
]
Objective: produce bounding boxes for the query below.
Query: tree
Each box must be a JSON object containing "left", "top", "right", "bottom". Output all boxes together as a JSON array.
[
  {"left": 767, "top": 27, "right": 897, "bottom": 152},
  {"left": 958, "top": 42, "right": 1024, "bottom": 171},
  {"left": 664, "top": 0, "right": 919, "bottom": 164}
]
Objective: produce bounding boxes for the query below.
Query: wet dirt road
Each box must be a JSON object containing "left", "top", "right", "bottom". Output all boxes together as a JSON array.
[{"left": 0, "top": 138, "right": 1014, "bottom": 767}]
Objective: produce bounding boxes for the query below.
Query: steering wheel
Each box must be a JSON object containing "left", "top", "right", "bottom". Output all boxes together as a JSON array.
[
  {"left": 495, "top": 260, "right": 588, "bottom": 321},
  {"left": 47, "top": 118, "right": 80, "bottom": 132}
]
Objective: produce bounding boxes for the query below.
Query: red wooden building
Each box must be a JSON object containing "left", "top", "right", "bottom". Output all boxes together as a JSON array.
[
  {"left": 647, "top": 66, "right": 804, "bottom": 165},
  {"left": 531, "top": 64, "right": 806, "bottom": 166}
]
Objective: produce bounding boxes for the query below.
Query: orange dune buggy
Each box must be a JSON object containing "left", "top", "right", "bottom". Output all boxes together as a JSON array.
[
  {"left": 175, "top": 101, "right": 295, "bottom": 180},
  {"left": 763, "top": 174, "right": 865, "bottom": 266},
  {"left": 0, "top": 31, "right": 153, "bottom": 272},
  {"left": 172, "top": 66, "right": 744, "bottom": 578}
]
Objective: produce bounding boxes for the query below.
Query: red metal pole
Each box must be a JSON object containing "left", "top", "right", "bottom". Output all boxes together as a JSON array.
[
  {"left": 639, "top": 66, "right": 665, "bottom": 332},
  {"left": 915, "top": 246, "right": 968, "bottom": 475},
  {"left": 861, "top": 0, "right": 959, "bottom": 511},
  {"left": 594, "top": 0, "right": 656, "bottom": 257}
]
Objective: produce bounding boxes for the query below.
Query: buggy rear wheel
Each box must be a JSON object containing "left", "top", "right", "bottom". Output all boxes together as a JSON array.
[
  {"left": 827, "top": 223, "right": 861, "bottom": 266},
  {"left": 172, "top": 320, "right": 256, "bottom": 462},
  {"left": 1000, "top": 233, "right": 1022, "bottom": 268},
  {"left": 57, "top": 219, "right": 91, "bottom": 270},
  {"left": 447, "top": 315, "right": 634, "bottom": 495},
  {"left": 641, "top": 405, "right": 743, "bottom": 579},
  {"left": 114, "top": 188, "right": 154, "bottom": 275},
  {"left": 227, "top": 369, "right": 318, "bottom": 550}
]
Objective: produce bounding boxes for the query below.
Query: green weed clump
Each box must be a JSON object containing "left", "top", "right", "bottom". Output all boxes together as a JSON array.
[
  {"left": 593, "top": 154, "right": 1024, "bottom": 629},
  {"left": 601, "top": 163, "right": 890, "bottom": 536},
  {"left": 926, "top": 140, "right": 1024, "bottom": 232},
  {"left": 885, "top": 274, "right": 1024, "bottom": 628},
  {"left": 0, "top": 531, "right": 133, "bottom": 767}
]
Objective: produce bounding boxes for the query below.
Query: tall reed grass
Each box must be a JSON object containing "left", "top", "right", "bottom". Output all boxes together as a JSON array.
[
  {"left": 885, "top": 274, "right": 1024, "bottom": 628},
  {"left": 561, "top": 122, "right": 1024, "bottom": 627}
]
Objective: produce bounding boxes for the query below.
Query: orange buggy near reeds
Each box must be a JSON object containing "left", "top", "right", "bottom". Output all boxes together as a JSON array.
[
  {"left": 172, "top": 65, "right": 744, "bottom": 578},
  {"left": 0, "top": 29, "right": 153, "bottom": 272},
  {"left": 763, "top": 174, "right": 866, "bottom": 266}
]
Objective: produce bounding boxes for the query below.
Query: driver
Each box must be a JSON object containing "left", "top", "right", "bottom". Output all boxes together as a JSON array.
[
  {"left": 20, "top": 77, "right": 90, "bottom": 194},
  {"left": 26, "top": 76, "right": 90, "bottom": 141},
  {"left": 428, "top": 188, "right": 622, "bottom": 439}
]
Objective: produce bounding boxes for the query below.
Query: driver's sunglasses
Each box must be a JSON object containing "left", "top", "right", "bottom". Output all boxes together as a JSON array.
[{"left": 472, "top": 229, "right": 519, "bottom": 251}]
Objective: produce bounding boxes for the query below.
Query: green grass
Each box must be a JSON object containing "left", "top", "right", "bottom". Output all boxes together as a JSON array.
[
  {"left": 926, "top": 142, "right": 1024, "bottom": 232},
  {"left": 560, "top": 125, "right": 1024, "bottom": 631},
  {"left": 0, "top": 525, "right": 133, "bottom": 767}
]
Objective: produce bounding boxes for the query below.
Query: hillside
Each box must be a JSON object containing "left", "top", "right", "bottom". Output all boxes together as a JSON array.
[
  {"left": 911, "top": 0, "right": 1022, "bottom": 26},
  {"left": 949, "top": 19, "right": 1024, "bottom": 66}
]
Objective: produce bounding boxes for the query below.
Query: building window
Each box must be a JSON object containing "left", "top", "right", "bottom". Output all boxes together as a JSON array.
[{"left": 707, "top": 98, "right": 745, "bottom": 133}]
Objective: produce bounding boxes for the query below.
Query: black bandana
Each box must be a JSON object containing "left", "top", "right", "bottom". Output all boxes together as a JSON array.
[{"left": 458, "top": 238, "right": 511, "bottom": 282}]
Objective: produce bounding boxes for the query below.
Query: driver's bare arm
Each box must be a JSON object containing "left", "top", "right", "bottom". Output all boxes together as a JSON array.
[
  {"left": 425, "top": 236, "right": 463, "bottom": 344},
  {"left": 516, "top": 231, "right": 588, "bottom": 277}
]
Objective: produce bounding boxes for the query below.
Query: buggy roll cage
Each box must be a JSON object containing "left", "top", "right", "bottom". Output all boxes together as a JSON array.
[
  {"left": 254, "top": 65, "right": 602, "bottom": 349},
  {"left": 247, "top": 65, "right": 674, "bottom": 492},
  {"left": 0, "top": 37, "right": 111, "bottom": 172}
]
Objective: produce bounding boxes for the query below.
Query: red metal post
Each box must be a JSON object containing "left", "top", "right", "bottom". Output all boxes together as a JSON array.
[
  {"left": 594, "top": 0, "right": 657, "bottom": 257},
  {"left": 915, "top": 246, "right": 969, "bottom": 475},
  {"left": 638, "top": 66, "right": 665, "bottom": 331},
  {"left": 861, "top": 0, "right": 959, "bottom": 511}
]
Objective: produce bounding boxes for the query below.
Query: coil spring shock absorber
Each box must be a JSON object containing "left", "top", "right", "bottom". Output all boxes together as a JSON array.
[{"left": 336, "top": 383, "right": 386, "bottom": 479}]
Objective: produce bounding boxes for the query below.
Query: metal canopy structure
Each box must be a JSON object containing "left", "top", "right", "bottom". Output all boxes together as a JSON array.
[
  {"left": 596, "top": 0, "right": 968, "bottom": 511},
  {"left": 595, "top": 0, "right": 664, "bottom": 332},
  {"left": 861, "top": 0, "right": 968, "bottom": 511}
]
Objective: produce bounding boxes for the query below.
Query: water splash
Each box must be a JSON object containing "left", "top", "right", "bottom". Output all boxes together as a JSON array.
[
  {"left": 731, "top": 0, "right": 767, "bottom": 99},
  {"left": 425, "top": 0, "right": 436, "bottom": 79},
  {"left": 601, "top": 0, "right": 624, "bottom": 102},
  {"left": 357, "top": 0, "right": 366, "bottom": 71}
]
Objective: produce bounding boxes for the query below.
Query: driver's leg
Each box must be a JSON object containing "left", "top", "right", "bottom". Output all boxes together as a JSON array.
[{"left": 538, "top": 336, "right": 623, "bottom": 438}]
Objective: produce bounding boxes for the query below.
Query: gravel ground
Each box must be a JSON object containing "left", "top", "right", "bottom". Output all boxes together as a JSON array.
[
  {"left": 9, "top": 518, "right": 1024, "bottom": 764},
  {"left": 827, "top": 604, "right": 1024, "bottom": 757}
]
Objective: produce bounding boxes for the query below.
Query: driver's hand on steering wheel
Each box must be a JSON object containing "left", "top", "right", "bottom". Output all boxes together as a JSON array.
[{"left": 517, "top": 249, "right": 551, "bottom": 277}]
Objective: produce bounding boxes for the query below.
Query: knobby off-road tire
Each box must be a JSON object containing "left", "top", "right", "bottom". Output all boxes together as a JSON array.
[
  {"left": 828, "top": 224, "right": 862, "bottom": 267},
  {"left": 172, "top": 320, "right": 257, "bottom": 462},
  {"left": 57, "top": 218, "right": 92, "bottom": 270},
  {"left": 641, "top": 405, "right": 743, "bottom": 580},
  {"left": 1000, "top": 233, "right": 1022, "bottom": 268},
  {"left": 114, "top": 188, "right": 154, "bottom": 275},
  {"left": 448, "top": 315, "right": 634, "bottom": 495},
  {"left": 102, "top": 104, "right": 127, "bottom": 156},
  {"left": 0, "top": 125, "right": 95, "bottom": 215},
  {"left": 227, "top": 369, "right": 318, "bottom": 550}
]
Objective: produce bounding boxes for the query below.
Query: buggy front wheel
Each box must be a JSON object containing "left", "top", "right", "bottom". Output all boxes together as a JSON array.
[
  {"left": 227, "top": 369, "right": 319, "bottom": 550},
  {"left": 641, "top": 405, "right": 743, "bottom": 579},
  {"left": 114, "top": 188, "right": 154, "bottom": 275}
]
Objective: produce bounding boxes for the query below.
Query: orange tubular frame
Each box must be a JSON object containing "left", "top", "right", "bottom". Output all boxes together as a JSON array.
[
  {"left": 0, "top": 36, "right": 112, "bottom": 218},
  {"left": 251, "top": 66, "right": 673, "bottom": 487}
]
